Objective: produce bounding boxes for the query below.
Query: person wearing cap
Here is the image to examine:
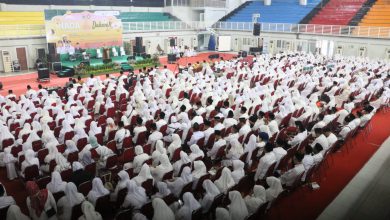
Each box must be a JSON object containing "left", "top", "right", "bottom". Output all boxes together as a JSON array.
[
  {"left": 254, "top": 143, "right": 276, "bottom": 181},
  {"left": 133, "top": 117, "right": 147, "bottom": 144},
  {"left": 191, "top": 111, "right": 204, "bottom": 126},
  {"left": 207, "top": 130, "right": 227, "bottom": 159},
  {"left": 221, "top": 101, "right": 233, "bottom": 118},
  {"left": 267, "top": 113, "right": 279, "bottom": 136},
  {"left": 214, "top": 113, "right": 225, "bottom": 132},
  {"left": 205, "top": 97, "right": 215, "bottom": 118}
]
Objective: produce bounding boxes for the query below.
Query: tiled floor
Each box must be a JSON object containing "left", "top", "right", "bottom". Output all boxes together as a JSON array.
[{"left": 318, "top": 136, "right": 390, "bottom": 220}]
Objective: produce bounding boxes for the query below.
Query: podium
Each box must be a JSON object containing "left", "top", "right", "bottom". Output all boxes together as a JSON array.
[{"left": 103, "top": 48, "right": 110, "bottom": 60}]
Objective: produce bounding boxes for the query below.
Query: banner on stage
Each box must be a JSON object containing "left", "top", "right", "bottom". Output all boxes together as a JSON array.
[{"left": 44, "top": 10, "right": 123, "bottom": 54}]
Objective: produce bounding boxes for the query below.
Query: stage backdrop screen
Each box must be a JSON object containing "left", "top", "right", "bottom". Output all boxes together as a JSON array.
[
  {"left": 218, "top": 36, "right": 232, "bottom": 52},
  {"left": 44, "top": 10, "right": 123, "bottom": 54}
]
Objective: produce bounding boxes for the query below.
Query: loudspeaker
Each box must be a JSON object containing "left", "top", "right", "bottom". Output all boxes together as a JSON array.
[
  {"left": 208, "top": 54, "right": 220, "bottom": 59},
  {"left": 170, "top": 38, "right": 176, "bottom": 47},
  {"left": 57, "top": 66, "right": 75, "bottom": 78},
  {"left": 253, "top": 23, "right": 261, "bottom": 36},
  {"left": 249, "top": 47, "right": 263, "bottom": 54},
  {"left": 38, "top": 68, "right": 50, "bottom": 80},
  {"left": 142, "top": 54, "right": 151, "bottom": 59},
  {"left": 168, "top": 54, "right": 176, "bottom": 63},
  {"left": 52, "top": 62, "right": 62, "bottom": 72},
  {"left": 47, "top": 54, "right": 60, "bottom": 62},
  {"left": 135, "top": 37, "right": 143, "bottom": 54},
  {"left": 37, "top": 48, "right": 46, "bottom": 59},
  {"left": 103, "top": 58, "right": 112, "bottom": 64},
  {"left": 48, "top": 43, "right": 56, "bottom": 55}
]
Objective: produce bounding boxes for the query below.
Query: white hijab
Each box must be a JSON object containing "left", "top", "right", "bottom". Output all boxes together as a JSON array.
[
  {"left": 231, "top": 160, "right": 245, "bottom": 183},
  {"left": 89, "top": 121, "right": 102, "bottom": 136},
  {"left": 192, "top": 161, "right": 207, "bottom": 179},
  {"left": 155, "top": 182, "right": 171, "bottom": 198},
  {"left": 216, "top": 208, "right": 231, "bottom": 220},
  {"left": 116, "top": 170, "right": 130, "bottom": 191},
  {"left": 152, "top": 198, "right": 175, "bottom": 220},
  {"left": 134, "top": 163, "right": 154, "bottom": 186},
  {"left": 88, "top": 178, "right": 109, "bottom": 202},
  {"left": 81, "top": 201, "right": 103, "bottom": 220},
  {"left": 189, "top": 144, "right": 204, "bottom": 161},
  {"left": 46, "top": 171, "right": 67, "bottom": 193},
  {"left": 203, "top": 179, "right": 220, "bottom": 198},
  {"left": 6, "top": 205, "right": 30, "bottom": 220},
  {"left": 125, "top": 180, "right": 148, "bottom": 208},
  {"left": 228, "top": 191, "right": 248, "bottom": 220},
  {"left": 245, "top": 185, "right": 266, "bottom": 214},
  {"left": 215, "top": 167, "right": 235, "bottom": 192},
  {"left": 265, "top": 176, "right": 283, "bottom": 201},
  {"left": 64, "top": 182, "right": 85, "bottom": 206}
]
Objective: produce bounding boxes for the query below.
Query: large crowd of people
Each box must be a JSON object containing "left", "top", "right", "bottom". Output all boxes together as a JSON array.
[{"left": 0, "top": 51, "right": 389, "bottom": 220}]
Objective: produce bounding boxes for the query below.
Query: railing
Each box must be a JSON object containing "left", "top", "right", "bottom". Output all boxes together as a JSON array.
[
  {"left": 213, "top": 22, "right": 390, "bottom": 39},
  {"left": 122, "top": 21, "right": 206, "bottom": 32},
  {"left": 0, "top": 24, "right": 46, "bottom": 38},
  {"left": 165, "top": 0, "right": 226, "bottom": 7},
  {"left": 0, "top": 21, "right": 389, "bottom": 39}
]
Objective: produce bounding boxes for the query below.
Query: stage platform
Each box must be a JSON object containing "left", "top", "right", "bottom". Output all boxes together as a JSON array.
[{"left": 61, "top": 55, "right": 129, "bottom": 68}]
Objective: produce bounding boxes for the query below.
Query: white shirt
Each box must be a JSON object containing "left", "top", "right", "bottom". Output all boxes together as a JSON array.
[
  {"left": 148, "top": 131, "right": 163, "bottom": 145},
  {"left": 268, "top": 120, "right": 279, "bottom": 135},
  {"left": 224, "top": 118, "right": 238, "bottom": 128},
  {"left": 326, "top": 133, "right": 338, "bottom": 148},
  {"left": 207, "top": 139, "right": 227, "bottom": 159},
  {"left": 191, "top": 116, "right": 204, "bottom": 126},
  {"left": 156, "top": 119, "right": 167, "bottom": 131},
  {"left": 133, "top": 126, "right": 147, "bottom": 143},
  {"left": 203, "top": 127, "right": 215, "bottom": 143},
  {"left": 214, "top": 122, "right": 225, "bottom": 132},
  {"left": 254, "top": 152, "right": 276, "bottom": 181},
  {"left": 114, "top": 128, "right": 130, "bottom": 150},
  {"left": 187, "top": 131, "right": 205, "bottom": 146},
  {"left": 272, "top": 147, "right": 287, "bottom": 163},
  {"left": 288, "top": 130, "right": 308, "bottom": 147},
  {"left": 281, "top": 164, "right": 305, "bottom": 186},
  {"left": 239, "top": 124, "right": 251, "bottom": 137},
  {"left": 312, "top": 134, "right": 329, "bottom": 150}
]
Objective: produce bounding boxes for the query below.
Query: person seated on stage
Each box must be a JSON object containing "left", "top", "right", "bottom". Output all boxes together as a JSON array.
[{"left": 75, "top": 42, "right": 83, "bottom": 54}]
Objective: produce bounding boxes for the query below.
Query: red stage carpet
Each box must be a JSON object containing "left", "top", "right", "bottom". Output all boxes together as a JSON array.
[{"left": 0, "top": 52, "right": 388, "bottom": 219}]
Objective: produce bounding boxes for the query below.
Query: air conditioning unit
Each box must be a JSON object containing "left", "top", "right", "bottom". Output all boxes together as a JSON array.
[
  {"left": 358, "top": 47, "right": 367, "bottom": 57},
  {"left": 386, "top": 49, "right": 390, "bottom": 59},
  {"left": 336, "top": 46, "right": 343, "bottom": 55}
]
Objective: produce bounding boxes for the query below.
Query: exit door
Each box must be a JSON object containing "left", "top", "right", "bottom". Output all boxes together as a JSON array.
[{"left": 16, "top": 47, "right": 28, "bottom": 71}]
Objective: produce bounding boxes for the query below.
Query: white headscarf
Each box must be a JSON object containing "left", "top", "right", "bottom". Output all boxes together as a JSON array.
[
  {"left": 72, "top": 161, "right": 85, "bottom": 172},
  {"left": 46, "top": 171, "right": 67, "bottom": 193},
  {"left": 189, "top": 144, "right": 204, "bottom": 161},
  {"left": 228, "top": 191, "right": 248, "bottom": 220},
  {"left": 181, "top": 166, "right": 193, "bottom": 183},
  {"left": 244, "top": 134, "right": 258, "bottom": 164},
  {"left": 134, "top": 163, "right": 154, "bottom": 186},
  {"left": 215, "top": 167, "right": 235, "bottom": 192},
  {"left": 265, "top": 176, "right": 283, "bottom": 201},
  {"left": 216, "top": 208, "right": 231, "bottom": 220},
  {"left": 167, "top": 134, "right": 181, "bottom": 156},
  {"left": 231, "top": 160, "right": 245, "bottom": 183},
  {"left": 182, "top": 191, "right": 201, "bottom": 212},
  {"left": 65, "top": 140, "right": 78, "bottom": 154},
  {"left": 245, "top": 185, "right": 266, "bottom": 214},
  {"left": 124, "top": 180, "right": 148, "bottom": 208},
  {"left": 152, "top": 198, "right": 175, "bottom": 220},
  {"left": 64, "top": 182, "right": 85, "bottom": 206},
  {"left": 89, "top": 121, "right": 102, "bottom": 136},
  {"left": 24, "top": 149, "right": 37, "bottom": 165},
  {"left": 88, "top": 178, "right": 109, "bottom": 204},
  {"left": 192, "top": 161, "right": 207, "bottom": 179},
  {"left": 203, "top": 179, "right": 220, "bottom": 198},
  {"left": 155, "top": 182, "right": 171, "bottom": 198},
  {"left": 6, "top": 205, "right": 30, "bottom": 220},
  {"left": 116, "top": 170, "right": 130, "bottom": 191},
  {"left": 81, "top": 201, "right": 103, "bottom": 220}
]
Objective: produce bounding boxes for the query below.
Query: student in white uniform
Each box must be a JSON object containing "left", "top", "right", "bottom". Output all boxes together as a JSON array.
[
  {"left": 26, "top": 181, "right": 57, "bottom": 220},
  {"left": 57, "top": 182, "right": 85, "bottom": 220},
  {"left": 254, "top": 143, "right": 276, "bottom": 182},
  {"left": 280, "top": 152, "right": 305, "bottom": 186}
]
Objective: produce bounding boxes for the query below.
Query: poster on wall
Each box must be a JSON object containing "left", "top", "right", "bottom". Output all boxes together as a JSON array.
[{"left": 44, "top": 10, "right": 123, "bottom": 54}]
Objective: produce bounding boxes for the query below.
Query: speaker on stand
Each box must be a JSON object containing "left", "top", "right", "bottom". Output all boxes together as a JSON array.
[
  {"left": 253, "top": 23, "right": 261, "bottom": 36},
  {"left": 170, "top": 38, "right": 176, "bottom": 47},
  {"left": 135, "top": 37, "right": 144, "bottom": 55}
]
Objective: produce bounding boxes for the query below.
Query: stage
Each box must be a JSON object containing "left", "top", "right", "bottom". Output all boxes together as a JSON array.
[{"left": 60, "top": 55, "right": 130, "bottom": 68}]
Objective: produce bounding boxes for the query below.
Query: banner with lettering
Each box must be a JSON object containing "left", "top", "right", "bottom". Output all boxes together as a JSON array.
[{"left": 45, "top": 10, "right": 123, "bottom": 54}]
